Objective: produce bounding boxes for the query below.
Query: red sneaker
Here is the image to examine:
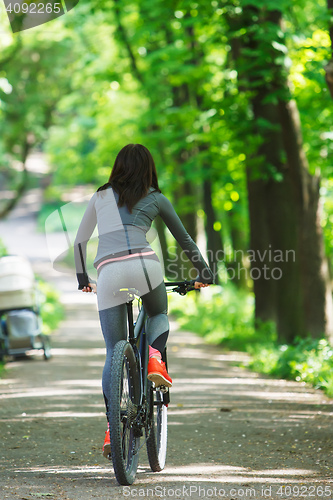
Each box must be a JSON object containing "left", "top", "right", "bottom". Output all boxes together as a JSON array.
[
  {"left": 103, "top": 429, "right": 111, "bottom": 460},
  {"left": 147, "top": 358, "right": 172, "bottom": 388}
]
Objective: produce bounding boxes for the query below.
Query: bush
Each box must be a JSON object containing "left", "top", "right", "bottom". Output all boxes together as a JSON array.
[
  {"left": 37, "top": 279, "right": 64, "bottom": 335},
  {"left": 170, "top": 284, "right": 333, "bottom": 397},
  {"left": 249, "top": 338, "right": 333, "bottom": 397},
  {"left": 0, "top": 239, "right": 7, "bottom": 258},
  {"left": 170, "top": 283, "right": 276, "bottom": 350}
]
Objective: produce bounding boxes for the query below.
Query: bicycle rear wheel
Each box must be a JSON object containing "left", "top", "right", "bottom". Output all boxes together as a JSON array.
[
  {"left": 109, "top": 340, "right": 141, "bottom": 485},
  {"left": 146, "top": 380, "right": 168, "bottom": 471}
]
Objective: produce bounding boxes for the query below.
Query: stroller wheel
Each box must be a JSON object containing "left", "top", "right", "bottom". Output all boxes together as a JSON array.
[
  {"left": 43, "top": 337, "right": 52, "bottom": 361},
  {"left": 43, "top": 347, "right": 52, "bottom": 360},
  {"left": 0, "top": 322, "right": 7, "bottom": 362},
  {"left": 0, "top": 338, "right": 7, "bottom": 362}
]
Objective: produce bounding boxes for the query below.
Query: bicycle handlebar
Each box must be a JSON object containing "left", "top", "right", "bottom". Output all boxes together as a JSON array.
[
  {"left": 164, "top": 280, "right": 213, "bottom": 296},
  {"left": 164, "top": 280, "right": 192, "bottom": 287}
]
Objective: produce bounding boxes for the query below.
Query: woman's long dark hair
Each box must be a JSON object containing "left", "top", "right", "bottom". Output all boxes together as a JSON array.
[{"left": 97, "top": 144, "right": 161, "bottom": 212}]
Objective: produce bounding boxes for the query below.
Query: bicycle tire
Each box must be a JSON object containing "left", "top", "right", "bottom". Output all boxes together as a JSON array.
[
  {"left": 146, "top": 380, "right": 168, "bottom": 471},
  {"left": 109, "top": 340, "right": 141, "bottom": 485}
]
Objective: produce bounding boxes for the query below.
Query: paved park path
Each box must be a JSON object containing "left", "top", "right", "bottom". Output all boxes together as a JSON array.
[{"left": 0, "top": 156, "right": 333, "bottom": 499}]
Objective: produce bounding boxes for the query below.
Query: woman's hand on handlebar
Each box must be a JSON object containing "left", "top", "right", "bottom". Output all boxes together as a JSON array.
[
  {"left": 194, "top": 281, "right": 210, "bottom": 289},
  {"left": 82, "top": 283, "right": 97, "bottom": 294}
]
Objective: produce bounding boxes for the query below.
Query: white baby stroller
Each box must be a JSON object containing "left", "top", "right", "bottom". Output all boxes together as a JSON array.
[{"left": 0, "top": 255, "right": 51, "bottom": 361}]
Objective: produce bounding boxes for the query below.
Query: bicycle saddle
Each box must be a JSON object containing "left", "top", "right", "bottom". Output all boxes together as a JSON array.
[{"left": 113, "top": 288, "right": 140, "bottom": 302}]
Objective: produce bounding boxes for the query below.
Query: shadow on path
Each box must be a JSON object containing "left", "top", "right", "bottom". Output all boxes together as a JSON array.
[{"left": 0, "top": 156, "right": 333, "bottom": 499}]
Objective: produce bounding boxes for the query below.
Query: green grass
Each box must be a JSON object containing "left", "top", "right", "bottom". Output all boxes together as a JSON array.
[
  {"left": 38, "top": 185, "right": 95, "bottom": 234},
  {"left": 37, "top": 195, "right": 98, "bottom": 278},
  {"left": 37, "top": 192, "right": 99, "bottom": 280},
  {"left": 170, "top": 284, "right": 333, "bottom": 398},
  {"left": 38, "top": 200, "right": 87, "bottom": 233}
]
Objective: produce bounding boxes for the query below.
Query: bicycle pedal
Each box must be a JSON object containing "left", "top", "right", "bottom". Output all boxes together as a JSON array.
[
  {"left": 103, "top": 446, "right": 111, "bottom": 461},
  {"left": 155, "top": 385, "right": 168, "bottom": 393}
]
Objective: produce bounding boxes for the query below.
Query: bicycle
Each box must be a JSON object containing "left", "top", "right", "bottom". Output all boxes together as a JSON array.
[{"left": 107, "top": 280, "right": 197, "bottom": 485}]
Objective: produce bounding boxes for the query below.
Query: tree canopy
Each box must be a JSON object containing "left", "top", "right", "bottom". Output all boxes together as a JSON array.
[{"left": 0, "top": 0, "right": 333, "bottom": 342}]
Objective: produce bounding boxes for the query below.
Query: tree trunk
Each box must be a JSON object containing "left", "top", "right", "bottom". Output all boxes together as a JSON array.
[
  {"left": 246, "top": 173, "right": 279, "bottom": 325},
  {"left": 172, "top": 180, "right": 198, "bottom": 281},
  {"left": 278, "top": 99, "right": 333, "bottom": 339},
  {"left": 154, "top": 216, "right": 172, "bottom": 279},
  {"left": 203, "top": 179, "right": 223, "bottom": 285},
  {"left": 227, "top": 4, "right": 333, "bottom": 342},
  {"left": 0, "top": 139, "right": 30, "bottom": 219},
  {"left": 250, "top": 88, "right": 305, "bottom": 342},
  {"left": 181, "top": 180, "right": 197, "bottom": 241},
  {"left": 226, "top": 208, "right": 249, "bottom": 289}
]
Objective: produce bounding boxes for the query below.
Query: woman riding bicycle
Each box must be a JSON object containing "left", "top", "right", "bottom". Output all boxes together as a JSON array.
[{"left": 74, "top": 144, "right": 213, "bottom": 457}]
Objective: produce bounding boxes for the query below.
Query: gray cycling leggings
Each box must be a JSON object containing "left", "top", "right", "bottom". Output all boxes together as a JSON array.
[{"left": 96, "top": 257, "right": 169, "bottom": 414}]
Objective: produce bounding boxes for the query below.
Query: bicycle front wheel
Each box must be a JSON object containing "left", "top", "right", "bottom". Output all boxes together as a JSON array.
[
  {"left": 109, "top": 340, "right": 141, "bottom": 485},
  {"left": 146, "top": 381, "right": 168, "bottom": 471}
]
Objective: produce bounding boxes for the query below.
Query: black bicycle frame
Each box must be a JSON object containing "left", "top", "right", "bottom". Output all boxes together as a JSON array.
[
  {"left": 125, "top": 297, "right": 170, "bottom": 409},
  {"left": 126, "top": 301, "right": 148, "bottom": 408},
  {"left": 123, "top": 280, "right": 198, "bottom": 410}
]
